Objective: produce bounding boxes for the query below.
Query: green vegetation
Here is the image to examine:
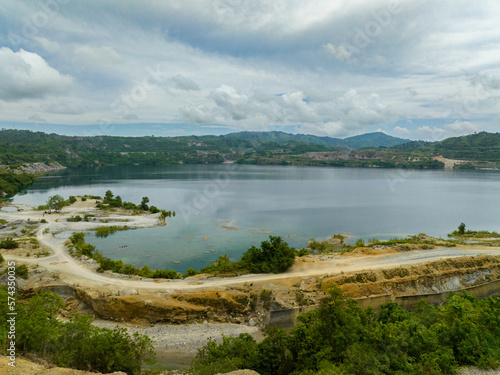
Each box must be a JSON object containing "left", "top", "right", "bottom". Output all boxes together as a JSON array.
[
  {"left": 458, "top": 222, "right": 466, "bottom": 235},
  {"left": 1, "top": 129, "right": 499, "bottom": 171},
  {"left": 240, "top": 236, "right": 296, "bottom": 273},
  {"left": 68, "top": 233, "right": 180, "bottom": 279},
  {"left": 0, "top": 237, "right": 18, "bottom": 249},
  {"left": 193, "top": 288, "right": 500, "bottom": 375},
  {"left": 14, "top": 264, "right": 28, "bottom": 279},
  {"left": 94, "top": 225, "right": 130, "bottom": 238},
  {"left": 40, "top": 194, "right": 79, "bottom": 212},
  {"left": 200, "top": 254, "right": 246, "bottom": 276},
  {"left": 97, "top": 190, "right": 174, "bottom": 218},
  {"left": 449, "top": 224, "right": 500, "bottom": 239},
  {"left": 309, "top": 234, "right": 457, "bottom": 255},
  {"left": 0, "top": 170, "right": 36, "bottom": 197},
  {"left": 199, "top": 236, "right": 296, "bottom": 276},
  {"left": 0, "top": 288, "right": 154, "bottom": 374},
  {"left": 0, "top": 253, "right": 4, "bottom": 264},
  {"left": 47, "top": 194, "right": 66, "bottom": 212}
]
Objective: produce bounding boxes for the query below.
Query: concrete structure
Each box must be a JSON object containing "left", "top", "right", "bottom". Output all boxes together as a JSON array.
[{"left": 269, "top": 279, "right": 500, "bottom": 329}]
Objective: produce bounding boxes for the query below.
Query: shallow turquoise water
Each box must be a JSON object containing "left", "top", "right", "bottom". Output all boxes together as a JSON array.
[{"left": 13, "top": 164, "right": 500, "bottom": 272}]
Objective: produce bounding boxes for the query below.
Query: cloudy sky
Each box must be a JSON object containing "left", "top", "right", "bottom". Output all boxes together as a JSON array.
[{"left": 0, "top": 0, "right": 499, "bottom": 140}]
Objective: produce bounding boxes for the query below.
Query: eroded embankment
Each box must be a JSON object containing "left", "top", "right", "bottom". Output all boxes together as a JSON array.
[
  {"left": 319, "top": 254, "right": 500, "bottom": 298},
  {"left": 20, "top": 280, "right": 269, "bottom": 325},
  {"left": 15, "top": 255, "right": 500, "bottom": 327}
]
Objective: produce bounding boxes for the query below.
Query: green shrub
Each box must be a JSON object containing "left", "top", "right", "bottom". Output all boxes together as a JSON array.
[
  {"left": 0, "top": 237, "right": 18, "bottom": 249},
  {"left": 193, "top": 289, "right": 500, "bottom": 375},
  {"left": 296, "top": 248, "right": 309, "bottom": 257},
  {"left": 15, "top": 264, "right": 29, "bottom": 279},
  {"left": 183, "top": 268, "right": 199, "bottom": 278},
  {"left": 354, "top": 238, "right": 365, "bottom": 248},
  {"left": 94, "top": 226, "right": 129, "bottom": 237},
  {"left": 0, "top": 289, "right": 155, "bottom": 374},
  {"left": 241, "top": 236, "right": 295, "bottom": 274}
]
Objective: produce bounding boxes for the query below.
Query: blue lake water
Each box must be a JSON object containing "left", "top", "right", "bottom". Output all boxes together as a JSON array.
[{"left": 12, "top": 164, "right": 500, "bottom": 272}]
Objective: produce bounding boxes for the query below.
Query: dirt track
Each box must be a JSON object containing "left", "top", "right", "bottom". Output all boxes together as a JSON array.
[{"left": 2, "top": 202, "right": 500, "bottom": 292}]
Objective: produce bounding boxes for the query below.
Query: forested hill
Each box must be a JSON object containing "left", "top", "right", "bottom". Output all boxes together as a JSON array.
[
  {"left": 0, "top": 129, "right": 499, "bottom": 171},
  {"left": 395, "top": 132, "right": 500, "bottom": 162},
  {"left": 223, "top": 130, "right": 409, "bottom": 149},
  {"left": 0, "top": 129, "right": 408, "bottom": 168}
]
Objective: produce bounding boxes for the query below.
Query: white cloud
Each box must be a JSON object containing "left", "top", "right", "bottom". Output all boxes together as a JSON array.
[
  {"left": 171, "top": 74, "right": 200, "bottom": 91},
  {"left": 393, "top": 126, "right": 411, "bottom": 137},
  {"left": 444, "top": 120, "right": 478, "bottom": 134},
  {"left": 34, "top": 37, "right": 61, "bottom": 53},
  {"left": 324, "top": 43, "right": 352, "bottom": 61},
  {"left": 45, "top": 101, "right": 86, "bottom": 115},
  {"left": 180, "top": 105, "right": 214, "bottom": 124},
  {"left": 1, "top": 1, "right": 500, "bottom": 136},
  {"left": 0, "top": 48, "right": 73, "bottom": 101},
  {"left": 75, "top": 45, "right": 124, "bottom": 65},
  {"left": 416, "top": 126, "right": 448, "bottom": 141},
  {"left": 28, "top": 114, "right": 47, "bottom": 122},
  {"left": 300, "top": 121, "right": 347, "bottom": 137}
]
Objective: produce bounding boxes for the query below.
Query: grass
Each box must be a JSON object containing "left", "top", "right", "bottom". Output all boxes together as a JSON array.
[
  {"left": 93, "top": 225, "right": 130, "bottom": 237},
  {"left": 308, "top": 233, "right": 457, "bottom": 255},
  {"left": 449, "top": 230, "right": 500, "bottom": 238}
]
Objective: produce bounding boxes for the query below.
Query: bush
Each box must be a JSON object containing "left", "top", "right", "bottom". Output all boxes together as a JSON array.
[
  {"left": 296, "top": 248, "right": 309, "bottom": 257},
  {"left": 94, "top": 226, "right": 129, "bottom": 237},
  {"left": 40, "top": 218, "right": 48, "bottom": 223},
  {"left": 193, "top": 289, "right": 500, "bottom": 375},
  {"left": 241, "top": 236, "right": 296, "bottom": 274},
  {"left": 0, "top": 237, "right": 18, "bottom": 249},
  {"left": 0, "top": 289, "right": 155, "bottom": 374},
  {"left": 355, "top": 238, "right": 365, "bottom": 248},
  {"left": 15, "top": 264, "right": 29, "bottom": 279},
  {"left": 183, "top": 267, "right": 199, "bottom": 278},
  {"left": 81, "top": 197, "right": 87, "bottom": 201},
  {"left": 0, "top": 253, "right": 4, "bottom": 264}
]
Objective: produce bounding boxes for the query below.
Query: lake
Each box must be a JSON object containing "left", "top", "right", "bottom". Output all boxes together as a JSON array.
[{"left": 11, "top": 164, "right": 500, "bottom": 272}]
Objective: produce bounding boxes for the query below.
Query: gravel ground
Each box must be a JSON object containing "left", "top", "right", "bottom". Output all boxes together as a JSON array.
[
  {"left": 92, "top": 320, "right": 263, "bottom": 369},
  {"left": 457, "top": 367, "right": 500, "bottom": 375}
]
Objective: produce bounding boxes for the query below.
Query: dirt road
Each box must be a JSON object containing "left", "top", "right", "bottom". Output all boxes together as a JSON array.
[{"left": 2, "top": 203, "right": 500, "bottom": 292}]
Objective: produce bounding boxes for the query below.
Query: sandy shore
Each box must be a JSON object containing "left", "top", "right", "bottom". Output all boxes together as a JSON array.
[{"left": 2, "top": 199, "right": 500, "bottom": 293}]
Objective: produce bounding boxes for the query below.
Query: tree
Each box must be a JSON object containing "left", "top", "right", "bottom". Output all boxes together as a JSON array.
[
  {"left": 104, "top": 190, "right": 114, "bottom": 203},
  {"left": 140, "top": 196, "right": 149, "bottom": 210},
  {"left": 47, "top": 195, "right": 65, "bottom": 212},
  {"left": 241, "top": 236, "right": 296, "bottom": 274},
  {"left": 458, "top": 222, "right": 466, "bottom": 235}
]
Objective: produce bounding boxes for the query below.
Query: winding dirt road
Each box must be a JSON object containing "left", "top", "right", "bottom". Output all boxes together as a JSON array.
[{"left": 2, "top": 203, "right": 500, "bottom": 292}]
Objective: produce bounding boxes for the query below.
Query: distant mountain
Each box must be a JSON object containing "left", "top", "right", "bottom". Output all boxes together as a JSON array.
[
  {"left": 342, "top": 132, "right": 411, "bottom": 149},
  {"left": 223, "top": 131, "right": 347, "bottom": 148},
  {"left": 223, "top": 131, "right": 410, "bottom": 149}
]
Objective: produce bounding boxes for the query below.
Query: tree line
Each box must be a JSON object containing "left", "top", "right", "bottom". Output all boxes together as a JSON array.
[{"left": 193, "top": 288, "right": 500, "bottom": 375}]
